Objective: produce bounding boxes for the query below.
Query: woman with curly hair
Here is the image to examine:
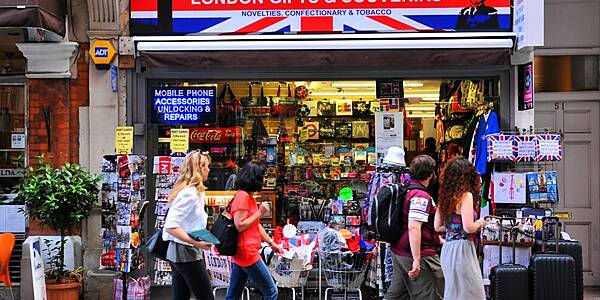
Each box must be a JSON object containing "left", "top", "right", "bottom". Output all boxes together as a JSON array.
[{"left": 434, "top": 157, "right": 486, "bottom": 300}]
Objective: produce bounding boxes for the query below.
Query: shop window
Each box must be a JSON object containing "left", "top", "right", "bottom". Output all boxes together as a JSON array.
[
  {"left": 534, "top": 55, "right": 599, "bottom": 92},
  {"left": 0, "top": 85, "right": 25, "bottom": 202}
]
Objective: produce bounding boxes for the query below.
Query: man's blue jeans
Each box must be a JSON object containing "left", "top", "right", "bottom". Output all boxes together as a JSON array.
[{"left": 225, "top": 259, "right": 278, "bottom": 300}]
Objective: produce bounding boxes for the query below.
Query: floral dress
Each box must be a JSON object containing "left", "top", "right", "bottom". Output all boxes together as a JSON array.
[{"left": 440, "top": 213, "right": 486, "bottom": 300}]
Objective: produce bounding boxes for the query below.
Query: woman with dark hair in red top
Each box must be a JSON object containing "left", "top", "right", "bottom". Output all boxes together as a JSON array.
[{"left": 225, "top": 161, "right": 283, "bottom": 300}]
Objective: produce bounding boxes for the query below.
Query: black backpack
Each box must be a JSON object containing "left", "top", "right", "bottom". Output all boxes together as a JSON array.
[{"left": 371, "top": 181, "right": 429, "bottom": 243}]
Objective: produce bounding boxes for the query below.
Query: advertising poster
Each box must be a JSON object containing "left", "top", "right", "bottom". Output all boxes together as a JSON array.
[
  {"left": 374, "top": 112, "right": 403, "bottom": 158},
  {"left": 518, "top": 62, "right": 534, "bottom": 111},
  {"left": 30, "top": 238, "right": 47, "bottom": 300},
  {"left": 170, "top": 128, "right": 190, "bottom": 153},
  {"left": 115, "top": 127, "right": 134, "bottom": 155}
]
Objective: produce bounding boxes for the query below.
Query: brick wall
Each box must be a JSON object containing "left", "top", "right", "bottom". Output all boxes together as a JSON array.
[
  {"left": 28, "top": 43, "right": 89, "bottom": 167},
  {"left": 27, "top": 43, "right": 89, "bottom": 235}
]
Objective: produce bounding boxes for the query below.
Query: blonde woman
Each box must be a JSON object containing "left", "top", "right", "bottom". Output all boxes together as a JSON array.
[{"left": 162, "top": 151, "right": 214, "bottom": 300}]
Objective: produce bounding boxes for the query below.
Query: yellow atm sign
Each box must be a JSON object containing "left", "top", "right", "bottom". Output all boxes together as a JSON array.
[{"left": 89, "top": 40, "right": 116, "bottom": 65}]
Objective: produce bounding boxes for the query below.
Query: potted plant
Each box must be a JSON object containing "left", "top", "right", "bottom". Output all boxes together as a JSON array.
[{"left": 14, "top": 155, "right": 102, "bottom": 300}]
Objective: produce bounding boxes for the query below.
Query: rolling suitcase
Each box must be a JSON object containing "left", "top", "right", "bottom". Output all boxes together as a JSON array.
[
  {"left": 529, "top": 217, "right": 577, "bottom": 300},
  {"left": 533, "top": 233, "right": 584, "bottom": 300},
  {"left": 489, "top": 217, "right": 529, "bottom": 300}
]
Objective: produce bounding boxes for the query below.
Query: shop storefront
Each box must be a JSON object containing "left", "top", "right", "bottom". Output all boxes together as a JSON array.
[{"left": 115, "top": 0, "right": 572, "bottom": 296}]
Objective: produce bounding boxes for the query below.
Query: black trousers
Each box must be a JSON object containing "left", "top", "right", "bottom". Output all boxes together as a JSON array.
[{"left": 169, "top": 260, "right": 214, "bottom": 300}]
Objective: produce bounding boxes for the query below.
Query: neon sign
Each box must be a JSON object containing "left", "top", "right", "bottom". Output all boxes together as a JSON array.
[{"left": 151, "top": 87, "right": 217, "bottom": 124}]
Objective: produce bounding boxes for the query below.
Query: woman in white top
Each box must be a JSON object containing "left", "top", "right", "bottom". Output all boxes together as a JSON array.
[{"left": 162, "top": 151, "right": 214, "bottom": 300}]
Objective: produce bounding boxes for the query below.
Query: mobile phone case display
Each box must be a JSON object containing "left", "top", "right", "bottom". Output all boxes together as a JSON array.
[
  {"left": 100, "top": 155, "right": 146, "bottom": 273},
  {"left": 152, "top": 156, "right": 180, "bottom": 285}
]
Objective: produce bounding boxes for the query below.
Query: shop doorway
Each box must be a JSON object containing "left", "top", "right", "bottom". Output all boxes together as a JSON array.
[{"left": 535, "top": 99, "right": 600, "bottom": 286}]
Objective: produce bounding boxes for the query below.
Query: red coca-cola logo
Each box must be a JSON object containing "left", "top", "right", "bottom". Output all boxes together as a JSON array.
[{"left": 189, "top": 127, "right": 241, "bottom": 144}]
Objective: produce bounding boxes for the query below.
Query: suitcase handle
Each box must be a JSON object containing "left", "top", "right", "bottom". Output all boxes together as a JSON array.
[{"left": 541, "top": 217, "right": 561, "bottom": 252}]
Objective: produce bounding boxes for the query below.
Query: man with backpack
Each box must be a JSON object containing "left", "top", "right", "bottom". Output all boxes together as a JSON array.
[{"left": 383, "top": 155, "right": 444, "bottom": 300}]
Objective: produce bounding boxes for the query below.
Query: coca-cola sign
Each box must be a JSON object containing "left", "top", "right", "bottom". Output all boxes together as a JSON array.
[{"left": 189, "top": 127, "right": 242, "bottom": 144}]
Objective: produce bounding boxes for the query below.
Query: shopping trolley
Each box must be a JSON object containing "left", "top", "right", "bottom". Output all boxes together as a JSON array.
[
  {"left": 203, "top": 247, "right": 251, "bottom": 300},
  {"left": 318, "top": 250, "right": 373, "bottom": 300},
  {"left": 268, "top": 250, "right": 315, "bottom": 300}
]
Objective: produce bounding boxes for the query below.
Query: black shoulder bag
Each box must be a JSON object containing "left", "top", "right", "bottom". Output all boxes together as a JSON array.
[
  {"left": 145, "top": 209, "right": 170, "bottom": 261},
  {"left": 210, "top": 197, "right": 239, "bottom": 256}
]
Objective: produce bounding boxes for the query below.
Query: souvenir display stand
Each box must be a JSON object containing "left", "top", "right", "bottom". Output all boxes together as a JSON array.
[
  {"left": 100, "top": 154, "right": 148, "bottom": 299},
  {"left": 151, "top": 155, "right": 178, "bottom": 285},
  {"left": 481, "top": 127, "right": 563, "bottom": 286}
]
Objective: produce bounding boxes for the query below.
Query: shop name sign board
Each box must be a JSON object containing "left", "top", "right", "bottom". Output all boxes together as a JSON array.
[
  {"left": 130, "top": 0, "right": 512, "bottom": 35},
  {"left": 514, "top": 0, "right": 544, "bottom": 50},
  {"left": 152, "top": 87, "right": 217, "bottom": 124},
  {"left": 189, "top": 127, "right": 242, "bottom": 143}
]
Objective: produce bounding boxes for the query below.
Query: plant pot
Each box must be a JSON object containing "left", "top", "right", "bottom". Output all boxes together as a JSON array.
[{"left": 45, "top": 281, "right": 81, "bottom": 300}]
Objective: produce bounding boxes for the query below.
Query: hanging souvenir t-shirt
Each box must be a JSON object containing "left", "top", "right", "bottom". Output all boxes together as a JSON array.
[
  {"left": 352, "top": 121, "right": 370, "bottom": 139},
  {"left": 473, "top": 111, "right": 500, "bottom": 175},
  {"left": 319, "top": 121, "right": 335, "bottom": 139}
]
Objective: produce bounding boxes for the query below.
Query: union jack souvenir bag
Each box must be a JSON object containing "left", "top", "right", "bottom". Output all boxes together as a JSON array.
[
  {"left": 514, "top": 135, "right": 536, "bottom": 162},
  {"left": 486, "top": 134, "right": 516, "bottom": 161},
  {"left": 534, "top": 134, "right": 563, "bottom": 161}
]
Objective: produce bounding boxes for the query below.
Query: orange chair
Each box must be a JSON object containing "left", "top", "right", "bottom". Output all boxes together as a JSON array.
[{"left": 0, "top": 233, "right": 16, "bottom": 300}]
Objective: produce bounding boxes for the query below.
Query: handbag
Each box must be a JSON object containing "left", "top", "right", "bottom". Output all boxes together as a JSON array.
[
  {"left": 444, "top": 124, "right": 467, "bottom": 142},
  {"left": 145, "top": 228, "right": 169, "bottom": 261},
  {"left": 210, "top": 199, "right": 239, "bottom": 256},
  {"left": 114, "top": 276, "right": 151, "bottom": 300},
  {"left": 218, "top": 83, "right": 245, "bottom": 127},
  {"left": 271, "top": 84, "right": 297, "bottom": 117},
  {"left": 241, "top": 83, "right": 268, "bottom": 107}
]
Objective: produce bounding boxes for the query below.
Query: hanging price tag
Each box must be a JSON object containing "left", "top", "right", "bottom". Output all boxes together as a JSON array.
[
  {"left": 170, "top": 129, "right": 189, "bottom": 154},
  {"left": 115, "top": 127, "right": 133, "bottom": 154}
]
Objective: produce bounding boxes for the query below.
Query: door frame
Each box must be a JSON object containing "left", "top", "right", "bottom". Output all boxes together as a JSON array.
[{"left": 536, "top": 91, "right": 600, "bottom": 286}]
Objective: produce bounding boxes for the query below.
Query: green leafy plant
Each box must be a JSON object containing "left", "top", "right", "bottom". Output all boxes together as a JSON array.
[{"left": 14, "top": 155, "right": 102, "bottom": 283}]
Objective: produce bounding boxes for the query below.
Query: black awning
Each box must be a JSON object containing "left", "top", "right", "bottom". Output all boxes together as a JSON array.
[
  {"left": 140, "top": 49, "right": 510, "bottom": 70},
  {"left": 0, "top": 0, "right": 66, "bottom": 37}
]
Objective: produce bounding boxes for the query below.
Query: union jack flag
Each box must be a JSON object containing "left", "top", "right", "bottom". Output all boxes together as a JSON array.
[
  {"left": 514, "top": 135, "right": 536, "bottom": 162},
  {"left": 131, "top": 0, "right": 512, "bottom": 35},
  {"left": 534, "top": 134, "right": 562, "bottom": 161},
  {"left": 486, "top": 134, "right": 516, "bottom": 162}
]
